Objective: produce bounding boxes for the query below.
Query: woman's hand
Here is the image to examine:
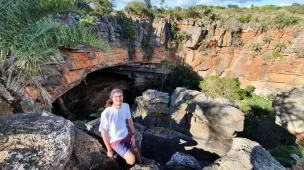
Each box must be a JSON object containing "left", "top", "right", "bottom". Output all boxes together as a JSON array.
[
  {"left": 107, "top": 150, "right": 114, "bottom": 158},
  {"left": 130, "top": 134, "right": 136, "bottom": 147}
]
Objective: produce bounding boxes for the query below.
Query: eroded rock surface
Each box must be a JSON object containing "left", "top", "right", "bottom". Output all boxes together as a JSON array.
[
  {"left": 0, "top": 112, "right": 74, "bottom": 170},
  {"left": 203, "top": 138, "right": 285, "bottom": 170},
  {"left": 273, "top": 86, "right": 304, "bottom": 145}
]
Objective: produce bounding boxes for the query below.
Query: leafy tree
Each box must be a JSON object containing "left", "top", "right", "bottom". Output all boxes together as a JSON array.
[
  {"left": 89, "top": 0, "right": 115, "bottom": 15},
  {"left": 0, "top": 0, "right": 110, "bottom": 110}
]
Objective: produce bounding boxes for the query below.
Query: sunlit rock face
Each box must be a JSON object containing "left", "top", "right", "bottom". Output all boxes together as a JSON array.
[
  {"left": 131, "top": 88, "right": 245, "bottom": 165},
  {"left": 273, "top": 86, "right": 304, "bottom": 145},
  {"left": 0, "top": 112, "right": 74, "bottom": 170}
]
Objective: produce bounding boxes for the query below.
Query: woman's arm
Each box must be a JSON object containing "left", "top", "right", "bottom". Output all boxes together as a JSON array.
[
  {"left": 101, "top": 131, "right": 114, "bottom": 158},
  {"left": 127, "top": 118, "right": 136, "bottom": 146}
]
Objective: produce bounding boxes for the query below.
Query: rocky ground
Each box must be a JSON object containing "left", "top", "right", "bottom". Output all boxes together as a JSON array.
[{"left": 2, "top": 87, "right": 301, "bottom": 170}]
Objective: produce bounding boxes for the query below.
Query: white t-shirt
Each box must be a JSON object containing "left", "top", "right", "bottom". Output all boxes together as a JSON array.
[{"left": 99, "top": 103, "right": 132, "bottom": 143}]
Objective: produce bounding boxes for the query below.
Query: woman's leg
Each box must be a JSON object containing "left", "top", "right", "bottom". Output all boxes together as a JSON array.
[
  {"left": 131, "top": 148, "right": 141, "bottom": 163},
  {"left": 123, "top": 150, "right": 136, "bottom": 165}
]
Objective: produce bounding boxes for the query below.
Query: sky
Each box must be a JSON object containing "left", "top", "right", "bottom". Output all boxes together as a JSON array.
[{"left": 114, "top": 0, "right": 304, "bottom": 10}]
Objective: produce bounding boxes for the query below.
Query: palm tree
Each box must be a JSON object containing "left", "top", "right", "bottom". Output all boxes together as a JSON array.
[{"left": 0, "top": 0, "right": 111, "bottom": 110}]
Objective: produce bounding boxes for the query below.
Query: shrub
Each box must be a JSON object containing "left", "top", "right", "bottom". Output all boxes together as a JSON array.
[
  {"left": 273, "top": 13, "right": 300, "bottom": 29},
  {"left": 269, "top": 145, "right": 304, "bottom": 167},
  {"left": 231, "top": 32, "right": 243, "bottom": 47},
  {"left": 184, "top": 7, "right": 201, "bottom": 18},
  {"left": 160, "top": 64, "right": 200, "bottom": 93},
  {"left": 250, "top": 42, "right": 262, "bottom": 53},
  {"left": 199, "top": 76, "right": 242, "bottom": 100},
  {"left": 239, "top": 14, "right": 251, "bottom": 23},
  {"left": 262, "top": 35, "right": 273, "bottom": 45},
  {"left": 259, "top": 23, "right": 268, "bottom": 33},
  {"left": 274, "top": 42, "right": 287, "bottom": 52},
  {"left": 273, "top": 51, "right": 283, "bottom": 59},
  {"left": 243, "top": 94, "right": 272, "bottom": 114},
  {"left": 124, "top": 1, "right": 149, "bottom": 16}
]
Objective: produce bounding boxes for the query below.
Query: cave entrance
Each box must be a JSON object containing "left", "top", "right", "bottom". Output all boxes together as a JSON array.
[{"left": 52, "top": 64, "right": 161, "bottom": 120}]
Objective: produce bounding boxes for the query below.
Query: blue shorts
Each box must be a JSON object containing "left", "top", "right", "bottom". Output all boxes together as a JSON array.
[{"left": 110, "top": 134, "right": 137, "bottom": 158}]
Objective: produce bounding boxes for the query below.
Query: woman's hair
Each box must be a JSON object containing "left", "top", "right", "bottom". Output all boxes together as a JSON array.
[{"left": 105, "top": 88, "right": 123, "bottom": 107}]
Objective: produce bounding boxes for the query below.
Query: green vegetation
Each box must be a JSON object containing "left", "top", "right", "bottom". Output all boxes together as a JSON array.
[
  {"left": 199, "top": 76, "right": 272, "bottom": 115},
  {"left": 269, "top": 145, "right": 304, "bottom": 167},
  {"left": 262, "top": 51, "right": 283, "bottom": 62},
  {"left": 124, "top": 1, "right": 150, "bottom": 16},
  {"left": 274, "top": 42, "right": 287, "bottom": 52},
  {"left": 158, "top": 60, "right": 200, "bottom": 93},
  {"left": 119, "top": 3, "right": 304, "bottom": 29},
  {"left": 73, "top": 120, "right": 87, "bottom": 128},
  {"left": 250, "top": 42, "right": 262, "bottom": 53},
  {"left": 199, "top": 76, "right": 242, "bottom": 100},
  {"left": 238, "top": 14, "right": 251, "bottom": 23},
  {"left": 262, "top": 35, "right": 273, "bottom": 46},
  {"left": 0, "top": 0, "right": 110, "bottom": 110}
]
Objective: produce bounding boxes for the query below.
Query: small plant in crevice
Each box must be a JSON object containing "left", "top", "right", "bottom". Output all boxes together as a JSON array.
[
  {"left": 231, "top": 32, "right": 243, "bottom": 47},
  {"left": 274, "top": 42, "right": 287, "bottom": 52},
  {"left": 262, "top": 35, "right": 273, "bottom": 47},
  {"left": 250, "top": 42, "right": 262, "bottom": 53}
]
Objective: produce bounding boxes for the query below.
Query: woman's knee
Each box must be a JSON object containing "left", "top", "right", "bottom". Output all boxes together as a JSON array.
[{"left": 124, "top": 151, "right": 135, "bottom": 165}]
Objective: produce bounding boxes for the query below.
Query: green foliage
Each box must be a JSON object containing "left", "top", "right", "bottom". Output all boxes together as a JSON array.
[
  {"left": 121, "top": 25, "right": 137, "bottom": 40},
  {"left": 274, "top": 42, "right": 287, "bottom": 52},
  {"left": 89, "top": 0, "right": 114, "bottom": 15},
  {"left": 80, "top": 15, "right": 97, "bottom": 25},
  {"left": 228, "top": 4, "right": 239, "bottom": 8},
  {"left": 199, "top": 76, "right": 242, "bottom": 100},
  {"left": 262, "top": 51, "right": 283, "bottom": 61},
  {"left": 89, "top": 113, "right": 101, "bottom": 118},
  {"left": 73, "top": 120, "right": 87, "bottom": 128},
  {"left": 231, "top": 32, "right": 243, "bottom": 47},
  {"left": 250, "top": 42, "right": 262, "bottom": 53},
  {"left": 242, "top": 94, "right": 272, "bottom": 114},
  {"left": 0, "top": 0, "right": 110, "bottom": 110},
  {"left": 258, "top": 23, "right": 268, "bottom": 33},
  {"left": 273, "top": 51, "right": 283, "bottom": 59},
  {"left": 124, "top": 1, "right": 150, "bottom": 16},
  {"left": 273, "top": 13, "right": 300, "bottom": 29},
  {"left": 238, "top": 14, "right": 251, "bottom": 23},
  {"left": 159, "top": 62, "right": 200, "bottom": 93},
  {"left": 199, "top": 39, "right": 208, "bottom": 53},
  {"left": 184, "top": 7, "right": 201, "bottom": 18},
  {"left": 269, "top": 145, "right": 304, "bottom": 167},
  {"left": 262, "top": 35, "right": 273, "bottom": 45}
]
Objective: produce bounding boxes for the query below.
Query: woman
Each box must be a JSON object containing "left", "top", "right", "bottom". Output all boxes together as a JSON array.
[{"left": 99, "top": 88, "right": 141, "bottom": 165}]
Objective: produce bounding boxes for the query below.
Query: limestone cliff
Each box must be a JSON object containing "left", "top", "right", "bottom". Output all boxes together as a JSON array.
[{"left": 24, "top": 14, "right": 304, "bottom": 103}]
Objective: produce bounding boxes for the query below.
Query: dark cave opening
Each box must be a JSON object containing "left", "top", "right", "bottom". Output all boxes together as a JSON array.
[{"left": 52, "top": 65, "right": 160, "bottom": 121}]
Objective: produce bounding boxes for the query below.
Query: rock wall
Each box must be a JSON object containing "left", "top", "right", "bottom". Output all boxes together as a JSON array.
[{"left": 24, "top": 15, "right": 304, "bottom": 104}]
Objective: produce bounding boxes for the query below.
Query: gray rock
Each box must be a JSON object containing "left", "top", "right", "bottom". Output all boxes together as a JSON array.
[
  {"left": 64, "top": 128, "right": 120, "bottom": 170},
  {"left": 142, "top": 89, "right": 170, "bottom": 104},
  {"left": 273, "top": 87, "right": 304, "bottom": 143},
  {"left": 142, "top": 127, "right": 219, "bottom": 165},
  {"left": 181, "top": 26, "right": 204, "bottom": 48},
  {"left": 133, "top": 88, "right": 245, "bottom": 158},
  {"left": 85, "top": 118, "right": 101, "bottom": 138},
  {"left": 0, "top": 111, "right": 74, "bottom": 170},
  {"left": 166, "top": 152, "right": 201, "bottom": 170},
  {"left": 203, "top": 138, "right": 285, "bottom": 170}
]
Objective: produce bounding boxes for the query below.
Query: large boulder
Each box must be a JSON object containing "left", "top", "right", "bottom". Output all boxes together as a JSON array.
[
  {"left": 166, "top": 152, "right": 201, "bottom": 170},
  {"left": 132, "top": 88, "right": 244, "bottom": 158},
  {"left": 203, "top": 138, "right": 285, "bottom": 170},
  {"left": 142, "top": 127, "right": 219, "bottom": 165},
  {"left": 64, "top": 128, "right": 120, "bottom": 170},
  {"left": 0, "top": 112, "right": 74, "bottom": 170},
  {"left": 273, "top": 87, "right": 304, "bottom": 145}
]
